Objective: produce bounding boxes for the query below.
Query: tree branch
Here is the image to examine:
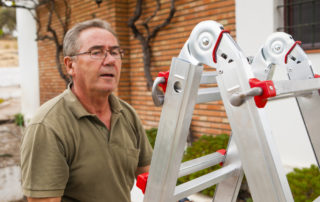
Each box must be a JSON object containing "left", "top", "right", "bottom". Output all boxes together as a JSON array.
[
  {"left": 2, "top": 0, "right": 70, "bottom": 84},
  {"left": 149, "top": 0, "right": 175, "bottom": 40},
  {"left": 128, "top": 0, "right": 176, "bottom": 89},
  {"left": 142, "top": 0, "right": 160, "bottom": 36},
  {"left": 128, "top": 0, "right": 143, "bottom": 39},
  {"left": 62, "top": 0, "right": 71, "bottom": 36},
  {"left": 0, "top": 1, "right": 35, "bottom": 10}
]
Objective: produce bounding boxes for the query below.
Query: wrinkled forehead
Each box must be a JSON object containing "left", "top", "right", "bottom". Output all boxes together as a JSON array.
[{"left": 77, "top": 27, "right": 119, "bottom": 51}]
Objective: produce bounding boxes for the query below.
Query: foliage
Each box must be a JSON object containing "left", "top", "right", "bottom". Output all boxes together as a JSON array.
[
  {"left": 287, "top": 164, "right": 320, "bottom": 202},
  {"left": 0, "top": 7, "right": 16, "bottom": 37},
  {"left": 14, "top": 113, "right": 24, "bottom": 127},
  {"left": 145, "top": 128, "right": 157, "bottom": 149},
  {"left": 0, "top": 98, "right": 4, "bottom": 104}
]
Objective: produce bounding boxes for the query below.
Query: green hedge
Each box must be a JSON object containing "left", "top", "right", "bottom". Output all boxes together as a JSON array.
[
  {"left": 14, "top": 113, "right": 24, "bottom": 126},
  {"left": 287, "top": 164, "right": 320, "bottom": 202},
  {"left": 145, "top": 128, "right": 157, "bottom": 149}
]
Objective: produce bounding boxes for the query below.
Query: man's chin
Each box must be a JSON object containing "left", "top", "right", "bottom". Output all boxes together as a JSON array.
[{"left": 96, "top": 85, "right": 116, "bottom": 94}]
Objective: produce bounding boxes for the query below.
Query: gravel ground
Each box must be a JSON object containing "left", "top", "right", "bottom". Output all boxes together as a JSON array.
[
  {"left": 0, "top": 123, "right": 22, "bottom": 168},
  {"left": 0, "top": 123, "right": 26, "bottom": 202}
]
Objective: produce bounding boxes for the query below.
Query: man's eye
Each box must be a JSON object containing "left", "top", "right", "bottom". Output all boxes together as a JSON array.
[
  {"left": 91, "top": 49, "right": 103, "bottom": 56},
  {"left": 110, "top": 49, "right": 120, "bottom": 56}
]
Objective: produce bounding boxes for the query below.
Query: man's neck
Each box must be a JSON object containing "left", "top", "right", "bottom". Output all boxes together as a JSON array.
[{"left": 72, "top": 85, "right": 112, "bottom": 129}]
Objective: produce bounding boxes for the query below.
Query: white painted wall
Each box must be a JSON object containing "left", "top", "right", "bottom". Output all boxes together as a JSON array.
[
  {"left": 16, "top": 8, "right": 40, "bottom": 123},
  {"left": 236, "top": 0, "right": 318, "bottom": 171}
]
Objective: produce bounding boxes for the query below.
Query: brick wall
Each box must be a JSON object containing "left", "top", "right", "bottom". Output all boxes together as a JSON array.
[{"left": 37, "top": 0, "right": 235, "bottom": 136}]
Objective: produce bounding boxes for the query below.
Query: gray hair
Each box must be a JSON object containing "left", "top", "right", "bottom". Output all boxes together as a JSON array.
[{"left": 63, "top": 19, "right": 118, "bottom": 56}]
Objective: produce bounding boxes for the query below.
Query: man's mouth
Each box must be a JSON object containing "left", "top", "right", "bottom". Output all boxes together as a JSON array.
[{"left": 100, "top": 73, "right": 114, "bottom": 77}]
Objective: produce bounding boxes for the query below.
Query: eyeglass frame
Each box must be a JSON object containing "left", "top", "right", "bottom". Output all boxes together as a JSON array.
[{"left": 69, "top": 45, "right": 124, "bottom": 60}]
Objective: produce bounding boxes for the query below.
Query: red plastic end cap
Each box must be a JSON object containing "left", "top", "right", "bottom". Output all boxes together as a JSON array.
[
  {"left": 217, "top": 149, "right": 226, "bottom": 155},
  {"left": 136, "top": 172, "right": 149, "bottom": 194},
  {"left": 314, "top": 75, "right": 320, "bottom": 95},
  {"left": 158, "top": 71, "right": 170, "bottom": 92},
  {"left": 249, "top": 78, "right": 276, "bottom": 108}
]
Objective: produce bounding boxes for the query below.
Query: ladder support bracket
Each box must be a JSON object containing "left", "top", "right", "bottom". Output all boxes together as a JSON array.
[
  {"left": 151, "top": 71, "right": 170, "bottom": 106},
  {"left": 249, "top": 78, "right": 276, "bottom": 108}
]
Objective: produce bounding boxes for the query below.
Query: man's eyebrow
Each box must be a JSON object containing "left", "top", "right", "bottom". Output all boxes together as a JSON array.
[
  {"left": 88, "top": 45, "right": 104, "bottom": 50},
  {"left": 88, "top": 45, "right": 120, "bottom": 50},
  {"left": 109, "top": 45, "right": 120, "bottom": 49}
]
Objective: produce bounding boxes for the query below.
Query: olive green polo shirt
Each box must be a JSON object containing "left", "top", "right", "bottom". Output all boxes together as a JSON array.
[{"left": 21, "top": 88, "right": 153, "bottom": 202}]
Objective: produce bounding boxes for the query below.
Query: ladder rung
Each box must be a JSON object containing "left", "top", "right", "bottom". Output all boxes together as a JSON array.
[
  {"left": 173, "top": 164, "right": 238, "bottom": 201},
  {"left": 196, "top": 87, "right": 221, "bottom": 103},
  {"left": 178, "top": 152, "right": 225, "bottom": 178},
  {"left": 200, "top": 71, "right": 218, "bottom": 84},
  {"left": 274, "top": 79, "right": 320, "bottom": 96},
  {"left": 313, "top": 195, "right": 320, "bottom": 202}
]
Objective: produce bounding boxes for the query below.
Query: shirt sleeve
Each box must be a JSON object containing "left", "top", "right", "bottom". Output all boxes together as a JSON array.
[{"left": 21, "top": 123, "right": 69, "bottom": 197}]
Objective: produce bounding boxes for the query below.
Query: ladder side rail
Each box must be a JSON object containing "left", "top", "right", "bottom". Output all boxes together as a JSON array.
[
  {"left": 286, "top": 46, "right": 320, "bottom": 167},
  {"left": 143, "top": 58, "right": 203, "bottom": 202},
  {"left": 215, "top": 34, "right": 294, "bottom": 202}
]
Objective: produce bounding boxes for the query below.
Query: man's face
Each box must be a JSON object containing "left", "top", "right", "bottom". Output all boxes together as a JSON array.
[{"left": 70, "top": 27, "right": 122, "bottom": 95}]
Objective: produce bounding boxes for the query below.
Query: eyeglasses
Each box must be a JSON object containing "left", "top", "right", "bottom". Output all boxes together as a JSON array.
[{"left": 71, "top": 47, "right": 124, "bottom": 60}]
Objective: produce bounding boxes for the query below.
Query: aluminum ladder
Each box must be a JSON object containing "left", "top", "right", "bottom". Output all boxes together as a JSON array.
[{"left": 137, "top": 20, "right": 320, "bottom": 202}]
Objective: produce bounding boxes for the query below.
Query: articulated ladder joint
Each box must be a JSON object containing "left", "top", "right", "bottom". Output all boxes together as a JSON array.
[
  {"left": 249, "top": 78, "right": 277, "bottom": 108},
  {"left": 136, "top": 172, "right": 149, "bottom": 194},
  {"left": 151, "top": 71, "right": 170, "bottom": 106}
]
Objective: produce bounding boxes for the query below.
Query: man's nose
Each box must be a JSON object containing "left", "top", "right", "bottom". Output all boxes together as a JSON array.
[{"left": 101, "top": 52, "right": 116, "bottom": 65}]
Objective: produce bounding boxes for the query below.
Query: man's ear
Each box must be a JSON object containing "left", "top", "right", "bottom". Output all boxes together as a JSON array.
[{"left": 64, "top": 56, "right": 75, "bottom": 76}]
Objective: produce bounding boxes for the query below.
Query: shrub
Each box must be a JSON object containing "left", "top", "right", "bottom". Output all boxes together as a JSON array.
[
  {"left": 145, "top": 128, "right": 158, "bottom": 149},
  {"left": 14, "top": 113, "right": 24, "bottom": 126},
  {"left": 0, "top": 98, "right": 4, "bottom": 104},
  {"left": 287, "top": 164, "right": 320, "bottom": 202}
]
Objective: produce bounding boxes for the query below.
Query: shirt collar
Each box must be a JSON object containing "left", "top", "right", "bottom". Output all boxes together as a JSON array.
[{"left": 64, "top": 83, "right": 123, "bottom": 119}]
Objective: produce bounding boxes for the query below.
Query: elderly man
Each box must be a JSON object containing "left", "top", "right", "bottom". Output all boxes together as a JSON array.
[{"left": 21, "top": 19, "right": 153, "bottom": 202}]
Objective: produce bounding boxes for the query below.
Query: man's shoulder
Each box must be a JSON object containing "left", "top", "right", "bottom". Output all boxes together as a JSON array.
[
  {"left": 118, "top": 98, "right": 136, "bottom": 113},
  {"left": 29, "top": 90, "right": 69, "bottom": 125}
]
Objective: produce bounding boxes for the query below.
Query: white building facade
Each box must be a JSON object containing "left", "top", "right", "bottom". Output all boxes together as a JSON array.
[
  {"left": 236, "top": 0, "right": 319, "bottom": 171},
  {"left": 17, "top": 0, "right": 319, "bottom": 171}
]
